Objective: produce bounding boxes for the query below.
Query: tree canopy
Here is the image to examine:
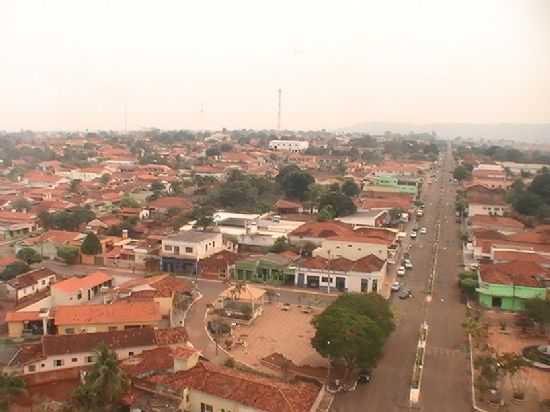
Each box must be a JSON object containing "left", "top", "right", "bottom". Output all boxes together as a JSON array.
[
  {"left": 81, "top": 232, "right": 102, "bottom": 256},
  {"left": 16, "top": 248, "right": 42, "bottom": 265},
  {"left": 318, "top": 191, "right": 356, "bottom": 217},
  {"left": 311, "top": 293, "right": 394, "bottom": 372},
  {"left": 276, "top": 165, "right": 314, "bottom": 201},
  {"left": 0, "top": 261, "right": 30, "bottom": 281},
  {"left": 341, "top": 179, "right": 360, "bottom": 197},
  {"left": 71, "top": 344, "right": 129, "bottom": 412},
  {"left": 57, "top": 245, "right": 80, "bottom": 265}
]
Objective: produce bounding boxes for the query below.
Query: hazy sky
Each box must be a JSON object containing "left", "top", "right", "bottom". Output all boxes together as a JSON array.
[{"left": 1, "top": 0, "right": 549, "bottom": 131}]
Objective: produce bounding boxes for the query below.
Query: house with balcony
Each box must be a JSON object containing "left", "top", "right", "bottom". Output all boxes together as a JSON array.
[{"left": 161, "top": 231, "right": 224, "bottom": 274}]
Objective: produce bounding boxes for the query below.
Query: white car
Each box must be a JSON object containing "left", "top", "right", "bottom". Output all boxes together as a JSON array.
[
  {"left": 410, "top": 231, "right": 417, "bottom": 239},
  {"left": 404, "top": 260, "right": 413, "bottom": 270},
  {"left": 397, "top": 266, "right": 406, "bottom": 276},
  {"left": 391, "top": 282, "right": 401, "bottom": 292},
  {"left": 420, "top": 227, "right": 427, "bottom": 234}
]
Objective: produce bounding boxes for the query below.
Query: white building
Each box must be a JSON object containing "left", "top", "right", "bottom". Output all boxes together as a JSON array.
[{"left": 269, "top": 140, "right": 309, "bottom": 152}]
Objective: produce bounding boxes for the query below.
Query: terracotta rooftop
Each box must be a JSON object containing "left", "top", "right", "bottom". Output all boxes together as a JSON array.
[
  {"left": 470, "top": 215, "right": 525, "bottom": 230},
  {"left": 53, "top": 301, "right": 161, "bottom": 326},
  {"left": 479, "top": 261, "right": 548, "bottom": 287},
  {"left": 52, "top": 271, "right": 112, "bottom": 294},
  {"left": 493, "top": 250, "right": 550, "bottom": 266},
  {"left": 7, "top": 267, "right": 57, "bottom": 290},
  {"left": 289, "top": 221, "right": 354, "bottom": 238},
  {"left": 147, "top": 360, "right": 321, "bottom": 412},
  {"left": 274, "top": 199, "right": 303, "bottom": 209},
  {"left": 297, "top": 254, "right": 385, "bottom": 273}
]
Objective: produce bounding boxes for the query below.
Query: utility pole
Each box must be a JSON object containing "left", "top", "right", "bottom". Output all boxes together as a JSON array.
[{"left": 277, "top": 88, "right": 282, "bottom": 131}]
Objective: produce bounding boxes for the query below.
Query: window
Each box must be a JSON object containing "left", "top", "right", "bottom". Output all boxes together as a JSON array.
[
  {"left": 54, "top": 359, "right": 64, "bottom": 367},
  {"left": 65, "top": 328, "right": 75, "bottom": 334},
  {"left": 77, "top": 292, "right": 82, "bottom": 300},
  {"left": 86, "top": 356, "right": 95, "bottom": 363},
  {"left": 185, "top": 247, "right": 193, "bottom": 253},
  {"left": 213, "top": 241, "right": 216, "bottom": 247},
  {"left": 372, "top": 279, "right": 378, "bottom": 293},
  {"left": 108, "top": 326, "right": 118, "bottom": 332},
  {"left": 200, "top": 403, "right": 213, "bottom": 412},
  {"left": 41, "top": 280, "right": 46, "bottom": 285},
  {"left": 128, "top": 351, "right": 134, "bottom": 357},
  {"left": 28, "top": 365, "right": 36, "bottom": 372},
  {"left": 361, "top": 279, "right": 369, "bottom": 292},
  {"left": 164, "top": 244, "right": 173, "bottom": 251},
  {"left": 174, "top": 246, "right": 180, "bottom": 255},
  {"left": 72, "top": 358, "right": 78, "bottom": 363}
]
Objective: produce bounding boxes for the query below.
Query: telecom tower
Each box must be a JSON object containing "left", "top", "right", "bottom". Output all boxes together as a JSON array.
[{"left": 277, "top": 88, "right": 282, "bottom": 130}]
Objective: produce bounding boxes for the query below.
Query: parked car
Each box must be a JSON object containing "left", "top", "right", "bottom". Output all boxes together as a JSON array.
[
  {"left": 397, "top": 266, "right": 406, "bottom": 276},
  {"left": 398, "top": 288, "right": 413, "bottom": 299},
  {"left": 404, "top": 259, "right": 413, "bottom": 270},
  {"left": 391, "top": 281, "right": 401, "bottom": 292},
  {"left": 357, "top": 369, "right": 371, "bottom": 384},
  {"left": 420, "top": 227, "right": 427, "bottom": 234},
  {"left": 410, "top": 231, "right": 417, "bottom": 239}
]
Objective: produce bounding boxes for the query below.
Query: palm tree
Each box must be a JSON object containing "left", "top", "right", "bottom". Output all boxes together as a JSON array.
[
  {"left": 0, "top": 373, "right": 26, "bottom": 411},
  {"left": 72, "top": 344, "right": 129, "bottom": 412}
]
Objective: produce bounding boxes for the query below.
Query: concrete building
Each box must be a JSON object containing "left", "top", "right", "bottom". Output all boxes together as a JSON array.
[
  {"left": 161, "top": 231, "right": 224, "bottom": 273},
  {"left": 51, "top": 271, "right": 113, "bottom": 306},
  {"left": 268, "top": 140, "right": 309, "bottom": 152},
  {"left": 6, "top": 267, "right": 57, "bottom": 303}
]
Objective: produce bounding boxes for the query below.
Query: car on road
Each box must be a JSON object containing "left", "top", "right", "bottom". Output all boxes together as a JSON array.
[
  {"left": 397, "top": 266, "right": 406, "bottom": 276},
  {"left": 357, "top": 369, "right": 371, "bottom": 384},
  {"left": 410, "top": 231, "right": 417, "bottom": 239},
  {"left": 391, "top": 281, "right": 401, "bottom": 292},
  {"left": 404, "top": 259, "right": 413, "bottom": 269},
  {"left": 420, "top": 227, "right": 427, "bottom": 234},
  {"left": 398, "top": 288, "right": 413, "bottom": 299}
]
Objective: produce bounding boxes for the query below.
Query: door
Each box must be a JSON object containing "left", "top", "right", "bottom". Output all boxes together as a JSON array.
[
  {"left": 335, "top": 277, "right": 346, "bottom": 291},
  {"left": 297, "top": 273, "right": 305, "bottom": 287},
  {"left": 492, "top": 297, "right": 502, "bottom": 308}
]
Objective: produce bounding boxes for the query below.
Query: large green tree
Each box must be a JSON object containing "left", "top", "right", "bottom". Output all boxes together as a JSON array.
[
  {"left": 81, "top": 232, "right": 102, "bottom": 256},
  {"left": 276, "top": 165, "right": 314, "bottom": 201},
  {"left": 341, "top": 179, "right": 360, "bottom": 197},
  {"left": 16, "top": 247, "right": 42, "bottom": 265},
  {"left": 318, "top": 191, "right": 356, "bottom": 217},
  {"left": 71, "top": 345, "right": 129, "bottom": 412},
  {"left": 57, "top": 245, "right": 80, "bottom": 264},
  {"left": 0, "top": 261, "right": 30, "bottom": 281},
  {"left": 311, "top": 293, "right": 394, "bottom": 374},
  {"left": 453, "top": 165, "right": 470, "bottom": 181}
]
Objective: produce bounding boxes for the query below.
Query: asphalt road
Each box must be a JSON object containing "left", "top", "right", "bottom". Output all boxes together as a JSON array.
[{"left": 332, "top": 144, "right": 470, "bottom": 412}]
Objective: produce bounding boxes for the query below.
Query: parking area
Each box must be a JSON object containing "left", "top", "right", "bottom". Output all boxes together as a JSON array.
[{"left": 227, "top": 301, "right": 328, "bottom": 372}]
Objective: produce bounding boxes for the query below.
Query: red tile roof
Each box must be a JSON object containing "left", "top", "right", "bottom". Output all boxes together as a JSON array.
[
  {"left": 470, "top": 215, "right": 524, "bottom": 230},
  {"left": 7, "top": 267, "right": 57, "bottom": 290},
  {"left": 53, "top": 301, "right": 161, "bottom": 326},
  {"left": 290, "top": 221, "right": 354, "bottom": 238},
  {"left": 297, "top": 254, "right": 385, "bottom": 273},
  {"left": 275, "top": 199, "right": 303, "bottom": 209},
  {"left": 493, "top": 250, "right": 550, "bottom": 265},
  {"left": 479, "top": 261, "right": 548, "bottom": 287},
  {"left": 148, "top": 361, "right": 320, "bottom": 412},
  {"left": 52, "top": 271, "right": 112, "bottom": 294}
]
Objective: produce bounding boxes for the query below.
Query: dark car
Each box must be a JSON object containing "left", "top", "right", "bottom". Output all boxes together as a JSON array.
[
  {"left": 357, "top": 369, "right": 372, "bottom": 384},
  {"left": 398, "top": 288, "right": 413, "bottom": 299}
]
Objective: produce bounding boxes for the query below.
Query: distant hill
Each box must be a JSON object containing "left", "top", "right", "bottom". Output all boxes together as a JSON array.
[{"left": 342, "top": 122, "right": 550, "bottom": 142}]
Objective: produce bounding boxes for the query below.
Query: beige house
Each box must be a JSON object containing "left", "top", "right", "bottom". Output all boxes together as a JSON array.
[
  {"left": 161, "top": 231, "right": 224, "bottom": 274},
  {"left": 313, "top": 234, "right": 392, "bottom": 261},
  {"left": 53, "top": 301, "right": 162, "bottom": 335},
  {"left": 51, "top": 271, "right": 113, "bottom": 306},
  {"left": 5, "top": 327, "right": 188, "bottom": 376},
  {"left": 122, "top": 346, "right": 324, "bottom": 412},
  {"left": 6, "top": 267, "right": 57, "bottom": 302}
]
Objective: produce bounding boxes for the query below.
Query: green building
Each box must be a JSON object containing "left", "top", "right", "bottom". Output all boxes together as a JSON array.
[
  {"left": 374, "top": 175, "right": 418, "bottom": 195},
  {"left": 477, "top": 262, "right": 547, "bottom": 311},
  {"left": 232, "top": 253, "right": 296, "bottom": 285}
]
